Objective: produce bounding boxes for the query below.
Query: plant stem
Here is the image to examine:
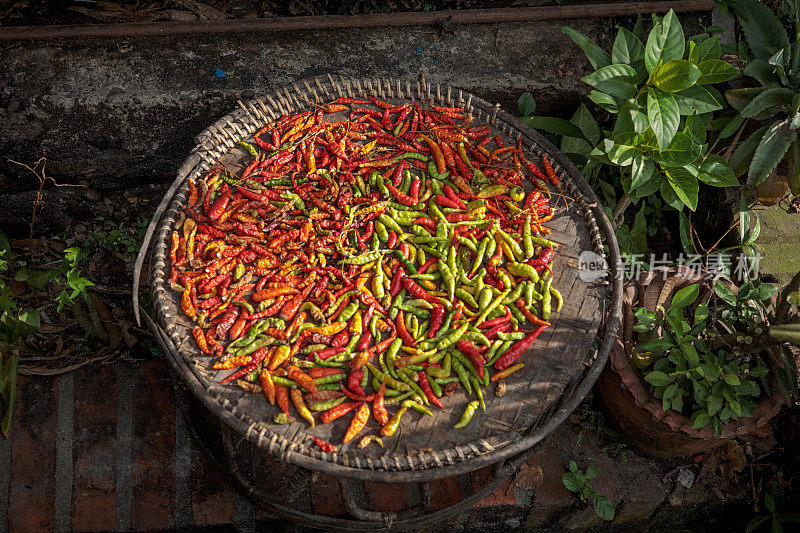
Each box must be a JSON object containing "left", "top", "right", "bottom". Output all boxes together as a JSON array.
[{"left": 611, "top": 193, "right": 631, "bottom": 228}]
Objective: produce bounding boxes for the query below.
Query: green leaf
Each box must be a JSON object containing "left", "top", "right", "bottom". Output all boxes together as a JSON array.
[
  {"left": 581, "top": 64, "right": 638, "bottom": 99},
  {"left": 725, "top": 0, "right": 789, "bottom": 63},
  {"left": 730, "top": 125, "right": 768, "bottom": 177},
  {"left": 0, "top": 309, "right": 41, "bottom": 345},
  {"left": 673, "top": 85, "right": 724, "bottom": 114},
  {"left": 560, "top": 26, "right": 613, "bottom": 70},
  {"left": 684, "top": 114, "right": 706, "bottom": 144},
  {"left": 586, "top": 465, "right": 598, "bottom": 479},
  {"left": 632, "top": 14, "right": 644, "bottom": 42},
  {"left": 651, "top": 131, "right": 700, "bottom": 167},
  {"left": 714, "top": 280, "right": 737, "bottom": 305},
  {"left": 518, "top": 92, "right": 536, "bottom": 116},
  {"left": 592, "top": 493, "right": 615, "bottom": 521},
  {"left": 724, "top": 373, "right": 741, "bottom": 386},
  {"left": 699, "top": 155, "right": 738, "bottom": 187},
  {"left": 645, "top": 371, "right": 673, "bottom": 387},
  {"left": 696, "top": 35, "right": 722, "bottom": 63},
  {"left": 588, "top": 90, "right": 619, "bottom": 113},
  {"left": 692, "top": 410, "right": 710, "bottom": 429},
  {"left": 719, "top": 115, "right": 746, "bottom": 139},
  {"left": 568, "top": 103, "right": 601, "bottom": 145},
  {"left": 678, "top": 211, "right": 695, "bottom": 254},
  {"left": 613, "top": 28, "right": 647, "bottom": 83},
  {"left": 630, "top": 154, "right": 656, "bottom": 190},
  {"left": 743, "top": 59, "right": 782, "bottom": 88},
  {"left": 726, "top": 87, "right": 767, "bottom": 111},
  {"left": 666, "top": 168, "right": 700, "bottom": 211},
  {"left": 749, "top": 119, "right": 795, "bottom": 187},
  {"left": 696, "top": 59, "right": 739, "bottom": 84},
  {"left": 682, "top": 342, "right": 700, "bottom": 367},
  {"left": 645, "top": 9, "right": 686, "bottom": 74},
  {"left": 765, "top": 491, "right": 776, "bottom": 513},
  {"left": 608, "top": 132, "right": 642, "bottom": 166},
  {"left": 648, "top": 88, "right": 680, "bottom": 150},
  {"left": 707, "top": 395, "right": 722, "bottom": 416},
  {"left": 695, "top": 302, "right": 709, "bottom": 323},
  {"left": 740, "top": 88, "right": 794, "bottom": 118},
  {"left": 672, "top": 284, "right": 700, "bottom": 308},
  {"left": 562, "top": 472, "right": 584, "bottom": 492},
  {"left": 746, "top": 516, "right": 771, "bottom": 533},
  {"left": 650, "top": 60, "right": 702, "bottom": 92}
]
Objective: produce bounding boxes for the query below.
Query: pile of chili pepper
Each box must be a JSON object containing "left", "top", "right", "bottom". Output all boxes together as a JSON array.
[{"left": 168, "top": 96, "right": 563, "bottom": 449}]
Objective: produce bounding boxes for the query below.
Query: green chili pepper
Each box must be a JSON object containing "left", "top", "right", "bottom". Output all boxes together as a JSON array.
[
  {"left": 396, "top": 368, "right": 429, "bottom": 405},
  {"left": 308, "top": 396, "right": 347, "bottom": 411},
  {"left": 402, "top": 399, "right": 433, "bottom": 417},
  {"left": 272, "top": 376, "right": 299, "bottom": 389},
  {"left": 452, "top": 359, "right": 473, "bottom": 395},
  {"left": 314, "top": 373, "right": 346, "bottom": 385},
  {"left": 437, "top": 323, "right": 469, "bottom": 350},
  {"left": 541, "top": 274, "right": 553, "bottom": 320},
  {"left": 367, "top": 363, "right": 409, "bottom": 391},
  {"left": 468, "top": 375, "right": 486, "bottom": 412},
  {"left": 384, "top": 391, "right": 413, "bottom": 406},
  {"left": 454, "top": 401, "right": 480, "bottom": 428},
  {"left": 426, "top": 372, "right": 443, "bottom": 396},
  {"left": 476, "top": 289, "right": 510, "bottom": 324},
  {"left": 462, "top": 330, "right": 491, "bottom": 346},
  {"left": 381, "top": 406, "right": 408, "bottom": 434},
  {"left": 314, "top": 355, "right": 345, "bottom": 368},
  {"left": 487, "top": 340, "right": 514, "bottom": 366}
]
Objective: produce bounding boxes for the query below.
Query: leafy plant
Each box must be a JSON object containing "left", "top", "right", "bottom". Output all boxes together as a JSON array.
[
  {"left": 634, "top": 280, "right": 779, "bottom": 434},
  {"left": 562, "top": 461, "right": 615, "bottom": 520},
  {"left": 89, "top": 216, "right": 147, "bottom": 261},
  {"left": 746, "top": 490, "right": 800, "bottom": 532},
  {"left": 547, "top": 10, "right": 738, "bottom": 240},
  {"left": 723, "top": 0, "right": 800, "bottom": 201},
  {"left": 53, "top": 247, "right": 94, "bottom": 312},
  {"left": 0, "top": 231, "right": 39, "bottom": 437}
]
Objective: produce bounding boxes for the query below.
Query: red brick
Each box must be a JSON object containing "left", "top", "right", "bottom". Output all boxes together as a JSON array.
[
  {"left": 10, "top": 375, "right": 59, "bottom": 533},
  {"left": 471, "top": 466, "right": 516, "bottom": 508},
  {"left": 191, "top": 451, "right": 237, "bottom": 526},
  {"left": 310, "top": 473, "right": 347, "bottom": 517},
  {"left": 364, "top": 481, "right": 408, "bottom": 512},
  {"left": 523, "top": 436, "right": 574, "bottom": 527},
  {"left": 72, "top": 365, "right": 117, "bottom": 533},
  {"left": 427, "top": 476, "right": 461, "bottom": 512},
  {"left": 131, "top": 362, "right": 175, "bottom": 530}
]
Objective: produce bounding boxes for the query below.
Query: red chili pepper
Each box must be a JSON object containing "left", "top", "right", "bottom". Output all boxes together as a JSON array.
[
  {"left": 402, "top": 277, "right": 439, "bottom": 305},
  {"left": 320, "top": 401, "right": 362, "bottom": 424},
  {"left": 541, "top": 154, "right": 560, "bottom": 186},
  {"left": 395, "top": 310, "right": 417, "bottom": 347},
  {"left": 373, "top": 382, "right": 389, "bottom": 425},
  {"left": 456, "top": 340, "right": 485, "bottom": 378},
  {"left": 428, "top": 304, "right": 445, "bottom": 338},
  {"left": 348, "top": 368, "right": 366, "bottom": 396},
  {"left": 494, "top": 325, "right": 549, "bottom": 370},
  {"left": 313, "top": 437, "right": 337, "bottom": 453},
  {"left": 417, "top": 371, "right": 444, "bottom": 409}
]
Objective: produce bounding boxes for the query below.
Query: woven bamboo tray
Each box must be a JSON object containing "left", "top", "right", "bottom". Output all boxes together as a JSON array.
[{"left": 134, "top": 74, "right": 623, "bottom": 486}]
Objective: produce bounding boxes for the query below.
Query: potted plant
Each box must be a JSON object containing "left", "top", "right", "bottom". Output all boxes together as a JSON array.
[{"left": 597, "top": 268, "right": 799, "bottom": 457}]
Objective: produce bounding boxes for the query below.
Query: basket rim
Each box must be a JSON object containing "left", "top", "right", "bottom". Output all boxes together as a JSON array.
[{"left": 135, "top": 74, "right": 624, "bottom": 483}]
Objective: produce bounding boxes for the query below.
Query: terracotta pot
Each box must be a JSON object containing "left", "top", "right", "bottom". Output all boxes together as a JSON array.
[{"left": 597, "top": 267, "right": 784, "bottom": 458}]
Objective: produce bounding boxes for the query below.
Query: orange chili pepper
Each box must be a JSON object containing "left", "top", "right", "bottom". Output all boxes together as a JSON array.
[
  {"left": 287, "top": 365, "right": 317, "bottom": 394},
  {"left": 419, "top": 134, "right": 446, "bottom": 174},
  {"left": 192, "top": 326, "right": 209, "bottom": 354},
  {"left": 276, "top": 385, "right": 290, "bottom": 414},
  {"left": 291, "top": 388, "right": 315, "bottom": 427},
  {"left": 491, "top": 363, "right": 524, "bottom": 382},
  {"left": 259, "top": 368, "right": 276, "bottom": 404},
  {"left": 343, "top": 403, "right": 370, "bottom": 443},
  {"left": 252, "top": 286, "right": 298, "bottom": 302}
]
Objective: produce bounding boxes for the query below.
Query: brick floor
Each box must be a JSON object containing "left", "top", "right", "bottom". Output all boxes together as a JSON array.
[{"left": 0, "top": 361, "right": 717, "bottom": 532}]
